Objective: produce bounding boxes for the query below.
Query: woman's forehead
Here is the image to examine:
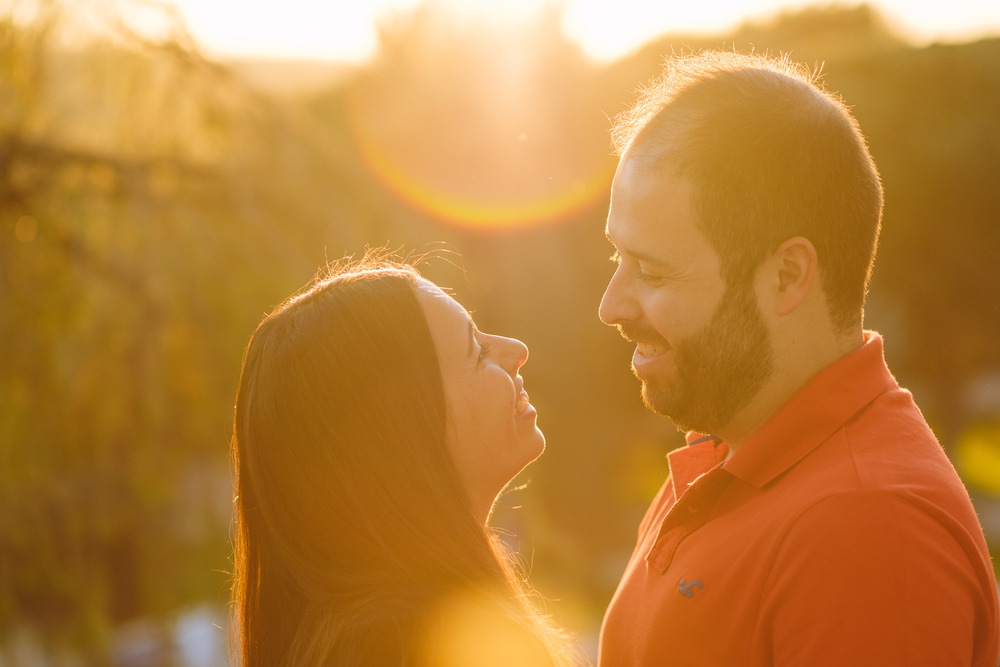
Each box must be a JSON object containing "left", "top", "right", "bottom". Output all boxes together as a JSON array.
[{"left": 416, "top": 280, "right": 472, "bottom": 331}]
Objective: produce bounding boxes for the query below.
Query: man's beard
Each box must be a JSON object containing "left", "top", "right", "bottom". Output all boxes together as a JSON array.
[{"left": 625, "top": 283, "right": 774, "bottom": 435}]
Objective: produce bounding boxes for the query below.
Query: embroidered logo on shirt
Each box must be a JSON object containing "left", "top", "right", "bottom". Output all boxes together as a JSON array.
[{"left": 678, "top": 578, "right": 704, "bottom": 598}]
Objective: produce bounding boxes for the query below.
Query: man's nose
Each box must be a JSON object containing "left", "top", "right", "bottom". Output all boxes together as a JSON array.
[{"left": 599, "top": 268, "right": 639, "bottom": 325}]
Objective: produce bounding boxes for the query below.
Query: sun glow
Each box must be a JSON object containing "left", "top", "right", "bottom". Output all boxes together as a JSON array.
[
  {"left": 162, "top": 0, "right": 1000, "bottom": 64},
  {"left": 343, "top": 21, "right": 618, "bottom": 231},
  {"left": 350, "top": 112, "right": 616, "bottom": 229},
  {"left": 147, "top": 0, "right": 1000, "bottom": 233},
  {"left": 169, "top": 0, "right": 422, "bottom": 61},
  {"left": 560, "top": 0, "right": 788, "bottom": 62}
]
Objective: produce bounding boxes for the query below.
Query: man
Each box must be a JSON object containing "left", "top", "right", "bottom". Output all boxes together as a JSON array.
[{"left": 598, "top": 51, "right": 999, "bottom": 666}]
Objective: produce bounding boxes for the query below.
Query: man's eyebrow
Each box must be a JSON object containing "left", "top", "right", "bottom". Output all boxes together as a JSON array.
[
  {"left": 610, "top": 241, "right": 675, "bottom": 270},
  {"left": 606, "top": 229, "right": 671, "bottom": 266},
  {"left": 630, "top": 249, "right": 673, "bottom": 268}
]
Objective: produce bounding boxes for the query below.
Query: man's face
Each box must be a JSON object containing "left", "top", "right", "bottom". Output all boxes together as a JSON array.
[{"left": 599, "top": 155, "right": 773, "bottom": 435}]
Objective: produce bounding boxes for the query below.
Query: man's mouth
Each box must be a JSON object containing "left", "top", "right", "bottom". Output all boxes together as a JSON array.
[
  {"left": 619, "top": 324, "right": 670, "bottom": 358},
  {"left": 635, "top": 341, "right": 668, "bottom": 359}
]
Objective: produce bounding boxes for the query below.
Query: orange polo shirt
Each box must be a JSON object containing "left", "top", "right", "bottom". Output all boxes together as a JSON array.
[{"left": 599, "top": 332, "right": 1000, "bottom": 666}]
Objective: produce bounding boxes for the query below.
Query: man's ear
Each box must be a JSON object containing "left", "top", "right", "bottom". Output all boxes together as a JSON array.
[{"left": 766, "top": 236, "right": 818, "bottom": 317}]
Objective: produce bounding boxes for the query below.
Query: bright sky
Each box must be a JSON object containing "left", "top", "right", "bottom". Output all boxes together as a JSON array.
[{"left": 167, "top": 0, "right": 1000, "bottom": 63}]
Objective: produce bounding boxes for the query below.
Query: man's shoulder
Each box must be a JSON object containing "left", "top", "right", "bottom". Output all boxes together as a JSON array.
[
  {"left": 837, "top": 383, "right": 959, "bottom": 487},
  {"left": 778, "top": 386, "right": 985, "bottom": 545}
]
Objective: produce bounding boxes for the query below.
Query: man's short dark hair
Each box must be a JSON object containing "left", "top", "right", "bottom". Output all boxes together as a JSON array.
[{"left": 613, "top": 51, "right": 883, "bottom": 332}]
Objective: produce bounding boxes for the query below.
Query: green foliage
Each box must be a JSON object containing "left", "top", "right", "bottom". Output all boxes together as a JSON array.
[{"left": 0, "top": 2, "right": 378, "bottom": 656}]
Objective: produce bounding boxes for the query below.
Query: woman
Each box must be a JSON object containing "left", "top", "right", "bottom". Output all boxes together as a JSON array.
[{"left": 230, "top": 256, "right": 578, "bottom": 666}]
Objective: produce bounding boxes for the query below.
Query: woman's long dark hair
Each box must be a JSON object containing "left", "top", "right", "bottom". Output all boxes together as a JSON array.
[{"left": 230, "top": 258, "right": 576, "bottom": 666}]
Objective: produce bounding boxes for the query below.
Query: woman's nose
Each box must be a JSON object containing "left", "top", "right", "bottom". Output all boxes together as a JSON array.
[{"left": 499, "top": 335, "right": 528, "bottom": 373}]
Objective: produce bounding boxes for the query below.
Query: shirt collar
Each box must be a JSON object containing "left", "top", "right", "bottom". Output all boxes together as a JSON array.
[
  {"left": 721, "top": 330, "right": 898, "bottom": 488},
  {"left": 667, "top": 433, "right": 729, "bottom": 498}
]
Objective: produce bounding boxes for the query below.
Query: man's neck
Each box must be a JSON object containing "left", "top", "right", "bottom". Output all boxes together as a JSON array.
[{"left": 719, "top": 328, "right": 865, "bottom": 451}]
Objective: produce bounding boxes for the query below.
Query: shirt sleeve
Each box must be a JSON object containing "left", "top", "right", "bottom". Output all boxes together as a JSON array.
[{"left": 762, "top": 489, "right": 991, "bottom": 666}]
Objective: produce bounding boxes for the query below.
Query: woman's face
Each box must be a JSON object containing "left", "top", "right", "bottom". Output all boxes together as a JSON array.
[{"left": 416, "top": 280, "right": 545, "bottom": 520}]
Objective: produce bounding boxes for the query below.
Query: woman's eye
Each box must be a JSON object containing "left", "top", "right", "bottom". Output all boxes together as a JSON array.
[
  {"left": 638, "top": 268, "right": 664, "bottom": 284},
  {"left": 477, "top": 340, "right": 492, "bottom": 364}
]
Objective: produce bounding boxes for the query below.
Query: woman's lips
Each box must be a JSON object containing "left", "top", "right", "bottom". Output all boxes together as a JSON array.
[{"left": 515, "top": 389, "right": 531, "bottom": 416}]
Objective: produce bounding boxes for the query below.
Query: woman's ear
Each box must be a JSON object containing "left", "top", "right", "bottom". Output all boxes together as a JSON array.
[{"left": 765, "top": 236, "right": 818, "bottom": 317}]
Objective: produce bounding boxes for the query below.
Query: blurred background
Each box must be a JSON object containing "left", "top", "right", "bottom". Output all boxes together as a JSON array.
[{"left": 2, "top": 0, "right": 999, "bottom": 663}]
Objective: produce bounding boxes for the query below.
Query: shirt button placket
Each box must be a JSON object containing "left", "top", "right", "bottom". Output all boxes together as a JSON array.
[{"left": 646, "top": 468, "right": 728, "bottom": 574}]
